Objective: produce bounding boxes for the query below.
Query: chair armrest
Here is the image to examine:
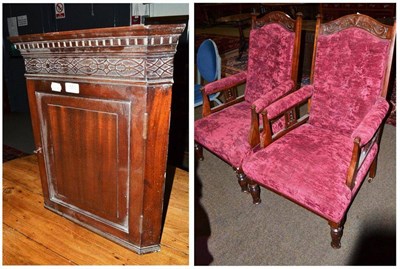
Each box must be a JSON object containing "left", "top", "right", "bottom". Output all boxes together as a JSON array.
[
  {"left": 203, "top": 71, "right": 247, "bottom": 95},
  {"left": 351, "top": 97, "right": 389, "bottom": 146},
  {"left": 252, "top": 80, "right": 295, "bottom": 113},
  {"left": 264, "top": 85, "right": 314, "bottom": 119}
]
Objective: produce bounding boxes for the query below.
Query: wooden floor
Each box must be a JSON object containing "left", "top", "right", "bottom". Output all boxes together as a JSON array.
[{"left": 3, "top": 155, "right": 189, "bottom": 265}]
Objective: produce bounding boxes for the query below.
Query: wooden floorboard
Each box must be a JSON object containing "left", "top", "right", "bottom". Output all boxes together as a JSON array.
[
  {"left": 3, "top": 224, "right": 75, "bottom": 265},
  {"left": 3, "top": 155, "right": 189, "bottom": 265}
]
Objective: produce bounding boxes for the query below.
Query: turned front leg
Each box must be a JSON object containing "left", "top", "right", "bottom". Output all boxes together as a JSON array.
[
  {"left": 195, "top": 143, "right": 204, "bottom": 161},
  {"left": 248, "top": 179, "right": 261, "bottom": 204},
  {"left": 234, "top": 167, "right": 249, "bottom": 193},
  {"left": 368, "top": 156, "right": 378, "bottom": 182},
  {"left": 329, "top": 221, "right": 344, "bottom": 249}
]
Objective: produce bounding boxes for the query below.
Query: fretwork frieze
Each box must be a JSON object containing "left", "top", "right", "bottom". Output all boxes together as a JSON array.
[{"left": 24, "top": 56, "right": 175, "bottom": 80}]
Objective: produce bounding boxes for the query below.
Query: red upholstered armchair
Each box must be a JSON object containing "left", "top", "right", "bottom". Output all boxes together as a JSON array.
[
  {"left": 242, "top": 14, "right": 396, "bottom": 248},
  {"left": 195, "top": 11, "right": 303, "bottom": 192}
]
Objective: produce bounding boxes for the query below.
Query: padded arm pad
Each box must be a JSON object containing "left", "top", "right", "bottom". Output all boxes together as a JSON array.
[
  {"left": 351, "top": 97, "right": 389, "bottom": 146},
  {"left": 265, "top": 85, "right": 313, "bottom": 119},
  {"left": 203, "top": 71, "right": 247, "bottom": 95},
  {"left": 252, "top": 80, "right": 295, "bottom": 113}
]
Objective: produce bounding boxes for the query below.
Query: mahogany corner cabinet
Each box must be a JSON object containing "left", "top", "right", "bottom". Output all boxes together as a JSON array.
[{"left": 9, "top": 24, "right": 185, "bottom": 254}]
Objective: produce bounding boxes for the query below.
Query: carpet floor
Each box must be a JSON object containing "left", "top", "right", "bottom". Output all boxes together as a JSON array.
[{"left": 195, "top": 124, "right": 395, "bottom": 265}]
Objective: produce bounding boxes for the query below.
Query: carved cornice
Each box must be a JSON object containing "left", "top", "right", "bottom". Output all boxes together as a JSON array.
[
  {"left": 9, "top": 24, "right": 185, "bottom": 82},
  {"left": 13, "top": 35, "right": 181, "bottom": 54},
  {"left": 9, "top": 24, "right": 185, "bottom": 43},
  {"left": 254, "top": 11, "right": 295, "bottom": 32},
  {"left": 320, "top": 14, "right": 392, "bottom": 39}
]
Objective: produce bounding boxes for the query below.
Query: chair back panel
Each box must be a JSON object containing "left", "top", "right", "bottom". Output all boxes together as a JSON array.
[
  {"left": 309, "top": 26, "right": 391, "bottom": 136},
  {"left": 245, "top": 23, "right": 295, "bottom": 104}
]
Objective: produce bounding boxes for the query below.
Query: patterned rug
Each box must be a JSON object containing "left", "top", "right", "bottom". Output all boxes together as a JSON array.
[
  {"left": 3, "top": 145, "right": 29, "bottom": 162},
  {"left": 221, "top": 50, "right": 248, "bottom": 76},
  {"left": 196, "top": 34, "right": 248, "bottom": 55}
]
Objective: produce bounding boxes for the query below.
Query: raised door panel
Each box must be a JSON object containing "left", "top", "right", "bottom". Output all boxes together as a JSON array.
[{"left": 36, "top": 92, "right": 131, "bottom": 231}]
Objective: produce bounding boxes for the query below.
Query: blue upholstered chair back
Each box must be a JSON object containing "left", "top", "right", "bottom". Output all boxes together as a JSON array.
[
  {"left": 195, "top": 39, "right": 221, "bottom": 107},
  {"left": 197, "top": 39, "right": 221, "bottom": 82}
]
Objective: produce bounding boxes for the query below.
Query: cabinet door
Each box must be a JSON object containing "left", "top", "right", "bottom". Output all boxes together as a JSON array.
[{"left": 36, "top": 92, "right": 131, "bottom": 232}]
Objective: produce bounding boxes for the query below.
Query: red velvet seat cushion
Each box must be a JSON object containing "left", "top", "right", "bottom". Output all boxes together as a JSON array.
[
  {"left": 195, "top": 101, "right": 284, "bottom": 168},
  {"left": 242, "top": 123, "right": 378, "bottom": 223}
]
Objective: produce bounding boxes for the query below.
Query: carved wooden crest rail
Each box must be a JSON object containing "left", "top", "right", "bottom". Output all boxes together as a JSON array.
[
  {"left": 9, "top": 24, "right": 185, "bottom": 254},
  {"left": 253, "top": 11, "right": 297, "bottom": 31},
  {"left": 320, "top": 13, "right": 392, "bottom": 38}
]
